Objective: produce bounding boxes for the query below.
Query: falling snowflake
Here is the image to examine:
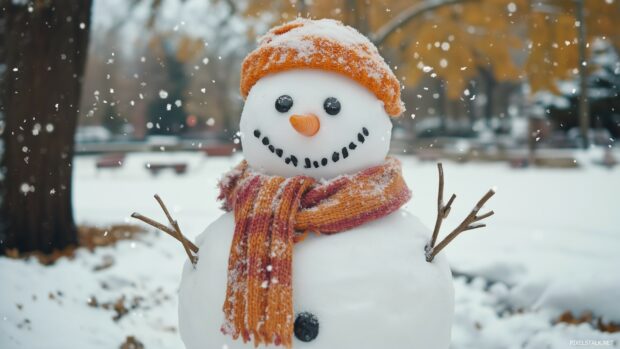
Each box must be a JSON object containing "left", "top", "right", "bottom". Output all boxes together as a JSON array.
[{"left": 20, "top": 183, "right": 35, "bottom": 195}]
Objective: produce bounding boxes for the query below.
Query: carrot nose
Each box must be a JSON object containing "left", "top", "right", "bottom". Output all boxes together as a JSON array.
[{"left": 289, "top": 114, "right": 320, "bottom": 137}]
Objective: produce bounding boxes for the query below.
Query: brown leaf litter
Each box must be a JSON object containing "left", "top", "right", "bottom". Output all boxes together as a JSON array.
[
  {"left": 120, "top": 336, "right": 144, "bottom": 349},
  {"left": 3, "top": 224, "right": 144, "bottom": 265},
  {"left": 556, "top": 311, "right": 620, "bottom": 333}
]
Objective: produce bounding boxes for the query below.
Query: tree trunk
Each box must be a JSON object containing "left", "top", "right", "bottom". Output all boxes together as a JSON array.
[
  {"left": 479, "top": 66, "right": 496, "bottom": 127},
  {"left": 0, "top": 0, "right": 92, "bottom": 254},
  {"left": 575, "top": 0, "right": 590, "bottom": 148}
]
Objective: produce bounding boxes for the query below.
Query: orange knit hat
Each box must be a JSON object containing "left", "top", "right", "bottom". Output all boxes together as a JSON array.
[{"left": 240, "top": 18, "right": 405, "bottom": 117}]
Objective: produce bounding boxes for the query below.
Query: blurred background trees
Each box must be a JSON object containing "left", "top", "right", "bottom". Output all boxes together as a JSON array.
[
  {"left": 1, "top": 0, "right": 619, "bottom": 253},
  {"left": 76, "top": 0, "right": 618, "bottom": 145}
]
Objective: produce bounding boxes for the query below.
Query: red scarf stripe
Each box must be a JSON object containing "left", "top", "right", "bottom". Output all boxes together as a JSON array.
[{"left": 299, "top": 176, "right": 349, "bottom": 208}]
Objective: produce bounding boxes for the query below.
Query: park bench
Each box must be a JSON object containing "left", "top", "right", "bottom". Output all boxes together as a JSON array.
[
  {"left": 145, "top": 162, "right": 188, "bottom": 175},
  {"left": 96, "top": 153, "right": 125, "bottom": 169}
]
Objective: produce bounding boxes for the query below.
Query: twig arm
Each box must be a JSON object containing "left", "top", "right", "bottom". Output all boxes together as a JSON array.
[
  {"left": 425, "top": 163, "right": 495, "bottom": 262},
  {"left": 153, "top": 194, "right": 198, "bottom": 265},
  {"left": 130, "top": 212, "right": 199, "bottom": 253},
  {"left": 131, "top": 194, "right": 199, "bottom": 265},
  {"left": 428, "top": 163, "right": 456, "bottom": 250}
]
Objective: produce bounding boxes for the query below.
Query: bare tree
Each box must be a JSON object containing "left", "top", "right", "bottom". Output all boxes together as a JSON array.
[
  {"left": 0, "top": 0, "right": 92, "bottom": 253},
  {"left": 575, "top": 0, "right": 590, "bottom": 148},
  {"left": 371, "top": 0, "right": 477, "bottom": 45}
]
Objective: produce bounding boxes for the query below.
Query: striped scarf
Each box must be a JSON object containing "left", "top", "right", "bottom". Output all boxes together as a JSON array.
[{"left": 217, "top": 157, "right": 411, "bottom": 347}]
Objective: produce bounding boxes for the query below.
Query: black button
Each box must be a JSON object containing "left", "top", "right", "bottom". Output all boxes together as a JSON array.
[{"left": 294, "top": 312, "right": 319, "bottom": 342}]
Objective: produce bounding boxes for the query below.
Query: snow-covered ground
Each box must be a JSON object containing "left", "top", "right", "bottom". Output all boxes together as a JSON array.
[{"left": 2, "top": 152, "right": 619, "bottom": 348}]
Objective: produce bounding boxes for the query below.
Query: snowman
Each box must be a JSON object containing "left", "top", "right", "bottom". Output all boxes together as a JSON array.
[{"left": 133, "top": 18, "right": 494, "bottom": 349}]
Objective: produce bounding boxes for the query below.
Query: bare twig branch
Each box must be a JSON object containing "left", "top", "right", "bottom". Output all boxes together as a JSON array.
[
  {"left": 444, "top": 194, "right": 456, "bottom": 216},
  {"left": 371, "top": 0, "right": 478, "bottom": 45},
  {"left": 429, "top": 163, "right": 456, "bottom": 249},
  {"left": 130, "top": 212, "right": 171, "bottom": 240},
  {"left": 153, "top": 194, "right": 176, "bottom": 228},
  {"left": 130, "top": 212, "right": 197, "bottom": 252},
  {"left": 153, "top": 194, "right": 198, "bottom": 265},
  {"left": 131, "top": 195, "right": 198, "bottom": 265},
  {"left": 474, "top": 210, "right": 495, "bottom": 222},
  {"left": 426, "top": 163, "right": 495, "bottom": 262}
]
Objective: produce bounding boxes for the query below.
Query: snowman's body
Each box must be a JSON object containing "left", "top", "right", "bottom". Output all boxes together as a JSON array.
[
  {"left": 178, "top": 19, "right": 455, "bottom": 349},
  {"left": 179, "top": 210, "right": 454, "bottom": 349}
]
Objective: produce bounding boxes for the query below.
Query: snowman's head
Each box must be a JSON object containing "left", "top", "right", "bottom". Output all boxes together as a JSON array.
[
  {"left": 238, "top": 18, "right": 404, "bottom": 180},
  {"left": 240, "top": 69, "right": 392, "bottom": 179}
]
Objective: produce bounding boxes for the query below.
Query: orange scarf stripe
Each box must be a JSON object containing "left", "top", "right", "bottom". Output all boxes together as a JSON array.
[
  {"left": 223, "top": 174, "right": 263, "bottom": 342},
  {"left": 246, "top": 177, "right": 285, "bottom": 340},
  {"left": 218, "top": 158, "right": 411, "bottom": 347}
]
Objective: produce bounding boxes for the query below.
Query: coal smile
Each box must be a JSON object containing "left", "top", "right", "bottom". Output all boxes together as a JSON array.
[{"left": 252, "top": 127, "right": 369, "bottom": 169}]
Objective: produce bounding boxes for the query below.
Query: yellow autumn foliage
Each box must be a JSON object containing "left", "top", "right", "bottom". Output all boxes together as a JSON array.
[{"left": 243, "top": 0, "right": 619, "bottom": 99}]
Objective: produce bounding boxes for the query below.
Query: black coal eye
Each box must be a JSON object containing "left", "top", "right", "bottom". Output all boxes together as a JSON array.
[
  {"left": 323, "top": 97, "right": 341, "bottom": 116},
  {"left": 294, "top": 312, "right": 319, "bottom": 342},
  {"left": 275, "top": 95, "right": 293, "bottom": 113}
]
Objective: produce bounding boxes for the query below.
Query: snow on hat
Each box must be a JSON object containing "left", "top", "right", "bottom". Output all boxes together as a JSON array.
[{"left": 240, "top": 18, "right": 405, "bottom": 117}]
